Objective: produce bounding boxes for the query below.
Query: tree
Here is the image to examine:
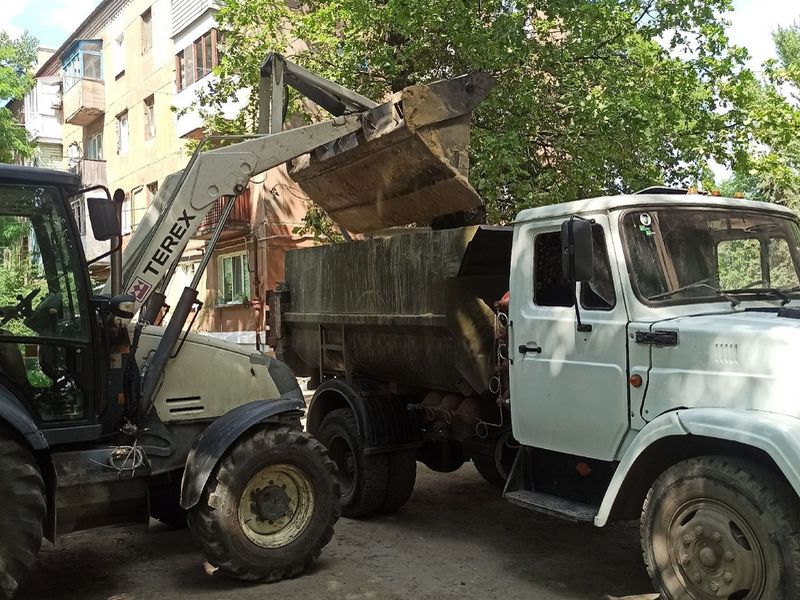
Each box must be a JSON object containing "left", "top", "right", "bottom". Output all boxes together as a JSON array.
[
  {"left": 720, "top": 17, "right": 800, "bottom": 210},
  {"left": 198, "top": 0, "right": 796, "bottom": 226},
  {"left": 0, "top": 31, "right": 38, "bottom": 164}
]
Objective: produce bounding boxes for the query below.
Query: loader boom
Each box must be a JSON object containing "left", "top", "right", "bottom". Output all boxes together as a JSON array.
[{"left": 107, "top": 115, "right": 362, "bottom": 312}]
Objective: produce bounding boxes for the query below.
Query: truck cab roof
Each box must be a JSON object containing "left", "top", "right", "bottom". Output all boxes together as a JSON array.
[{"left": 514, "top": 193, "right": 796, "bottom": 224}]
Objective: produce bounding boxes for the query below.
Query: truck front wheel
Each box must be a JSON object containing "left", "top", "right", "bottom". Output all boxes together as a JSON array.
[
  {"left": 641, "top": 456, "right": 800, "bottom": 600},
  {"left": 187, "top": 425, "right": 339, "bottom": 582}
]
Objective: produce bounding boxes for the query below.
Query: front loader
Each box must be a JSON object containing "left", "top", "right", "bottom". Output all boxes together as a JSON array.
[{"left": 0, "top": 54, "right": 491, "bottom": 597}]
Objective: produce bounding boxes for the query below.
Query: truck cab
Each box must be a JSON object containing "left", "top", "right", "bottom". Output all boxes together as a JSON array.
[{"left": 508, "top": 193, "right": 800, "bottom": 598}]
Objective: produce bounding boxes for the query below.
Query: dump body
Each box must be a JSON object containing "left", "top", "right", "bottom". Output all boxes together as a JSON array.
[{"left": 273, "top": 226, "right": 512, "bottom": 396}]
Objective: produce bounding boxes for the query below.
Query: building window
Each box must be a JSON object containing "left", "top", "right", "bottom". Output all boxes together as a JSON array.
[
  {"left": 217, "top": 252, "right": 250, "bottom": 305},
  {"left": 143, "top": 95, "right": 155, "bottom": 140},
  {"left": 176, "top": 29, "right": 219, "bottom": 91},
  {"left": 86, "top": 132, "right": 103, "bottom": 160},
  {"left": 131, "top": 187, "right": 145, "bottom": 230},
  {"left": 141, "top": 8, "right": 153, "bottom": 54},
  {"left": 116, "top": 111, "right": 129, "bottom": 155},
  {"left": 71, "top": 199, "right": 86, "bottom": 235},
  {"left": 146, "top": 181, "right": 158, "bottom": 206},
  {"left": 113, "top": 33, "right": 125, "bottom": 77},
  {"left": 62, "top": 40, "right": 103, "bottom": 90},
  {"left": 121, "top": 194, "right": 131, "bottom": 235}
]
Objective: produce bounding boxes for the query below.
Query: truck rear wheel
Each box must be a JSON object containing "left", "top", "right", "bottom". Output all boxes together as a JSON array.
[
  {"left": 641, "top": 456, "right": 800, "bottom": 600},
  {"left": 0, "top": 429, "right": 46, "bottom": 599},
  {"left": 382, "top": 450, "right": 416, "bottom": 513},
  {"left": 317, "top": 408, "right": 388, "bottom": 518},
  {"left": 187, "top": 425, "right": 339, "bottom": 582}
]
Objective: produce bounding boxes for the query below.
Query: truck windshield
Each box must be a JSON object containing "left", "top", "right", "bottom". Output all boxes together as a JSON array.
[{"left": 621, "top": 207, "right": 800, "bottom": 306}]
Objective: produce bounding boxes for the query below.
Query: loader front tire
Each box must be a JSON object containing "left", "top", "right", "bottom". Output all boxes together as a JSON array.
[
  {"left": 187, "top": 425, "right": 339, "bottom": 582},
  {"left": 0, "top": 428, "right": 45, "bottom": 599}
]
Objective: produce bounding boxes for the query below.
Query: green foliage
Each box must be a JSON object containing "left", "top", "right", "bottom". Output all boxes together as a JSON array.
[
  {"left": 721, "top": 17, "right": 800, "bottom": 213},
  {"left": 0, "top": 216, "right": 44, "bottom": 336},
  {"left": 0, "top": 31, "right": 38, "bottom": 164},
  {"left": 198, "top": 0, "right": 800, "bottom": 230}
]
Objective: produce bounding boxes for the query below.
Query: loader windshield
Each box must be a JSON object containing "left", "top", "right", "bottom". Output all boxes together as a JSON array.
[
  {"left": 0, "top": 183, "right": 90, "bottom": 422},
  {"left": 621, "top": 206, "right": 800, "bottom": 306}
]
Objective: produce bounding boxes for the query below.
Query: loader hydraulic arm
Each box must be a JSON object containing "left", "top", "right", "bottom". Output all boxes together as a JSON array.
[{"left": 108, "top": 115, "right": 361, "bottom": 312}]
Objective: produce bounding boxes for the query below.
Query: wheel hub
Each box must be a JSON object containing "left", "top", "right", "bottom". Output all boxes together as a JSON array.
[
  {"left": 668, "top": 499, "right": 765, "bottom": 599},
  {"left": 253, "top": 485, "right": 291, "bottom": 521},
  {"left": 238, "top": 463, "right": 315, "bottom": 549}
]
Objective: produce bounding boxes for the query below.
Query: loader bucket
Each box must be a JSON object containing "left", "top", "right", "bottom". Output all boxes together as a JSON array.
[{"left": 290, "top": 72, "right": 495, "bottom": 233}]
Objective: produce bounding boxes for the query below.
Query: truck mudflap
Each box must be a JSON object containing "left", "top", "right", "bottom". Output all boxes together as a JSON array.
[
  {"left": 179, "top": 396, "right": 305, "bottom": 509},
  {"left": 291, "top": 72, "right": 495, "bottom": 233}
]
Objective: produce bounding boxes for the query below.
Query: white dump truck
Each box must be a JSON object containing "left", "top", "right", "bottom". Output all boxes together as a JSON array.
[{"left": 272, "top": 189, "right": 800, "bottom": 599}]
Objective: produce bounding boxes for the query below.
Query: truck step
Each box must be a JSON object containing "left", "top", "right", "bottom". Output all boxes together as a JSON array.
[{"left": 504, "top": 489, "right": 598, "bottom": 523}]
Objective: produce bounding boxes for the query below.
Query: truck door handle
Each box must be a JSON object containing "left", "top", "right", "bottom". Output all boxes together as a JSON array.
[{"left": 518, "top": 344, "right": 542, "bottom": 355}]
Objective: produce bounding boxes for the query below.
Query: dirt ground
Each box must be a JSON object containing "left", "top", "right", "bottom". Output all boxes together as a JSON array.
[{"left": 19, "top": 464, "right": 657, "bottom": 600}]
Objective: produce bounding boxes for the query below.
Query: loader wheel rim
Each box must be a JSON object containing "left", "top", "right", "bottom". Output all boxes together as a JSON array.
[
  {"left": 666, "top": 498, "right": 765, "bottom": 599},
  {"left": 238, "top": 463, "right": 315, "bottom": 549}
]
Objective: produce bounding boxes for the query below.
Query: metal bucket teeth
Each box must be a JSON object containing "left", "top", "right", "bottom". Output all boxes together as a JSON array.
[{"left": 290, "top": 72, "right": 495, "bottom": 233}]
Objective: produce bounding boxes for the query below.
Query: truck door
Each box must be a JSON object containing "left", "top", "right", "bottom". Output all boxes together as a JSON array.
[{"left": 509, "top": 215, "right": 629, "bottom": 460}]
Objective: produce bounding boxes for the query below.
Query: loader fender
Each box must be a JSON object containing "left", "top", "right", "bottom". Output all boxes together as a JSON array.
[
  {"left": 179, "top": 396, "right": 304, "bottom": 509},
  {"left": 0, "top": 384, "right": 47, "bottom": 450},
  {"left": 594, "top": 408, "right": 800, "bottom": 527}
]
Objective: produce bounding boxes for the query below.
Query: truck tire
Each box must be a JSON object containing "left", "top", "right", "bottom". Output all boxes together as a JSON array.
[
  {"left": 149, "top": 473, "right": 187, "bottom": 528},
  {"left": 187, "top": 425, "right": 339, "bottom": 582},
  {"left": 641, "top": 456, "right": 800, "bottom": 600},
  {"left": 382, "top": 450, "right": 416, "bottom": 514},
  {"left": 0, "top": 429, "right": 46, "bottom": 599},
  {"left": 471, "top": 429, "right": 518, "bottom": 488},
  {"left": 317, "top": 408, "right": 388, "bottom": 518}
]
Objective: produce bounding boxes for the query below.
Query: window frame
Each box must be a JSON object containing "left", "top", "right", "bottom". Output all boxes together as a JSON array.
[
  {"left": 141, "top": 8, "right": 153, "bottom": 54},
  {"left": 143, "top": 94, "right": 155, "bottom": 140},
  {"left": 216, "top": 251, "right": 250, "bottom": 306},
  {"left": 116, "top": 110, "right": 129, "bottom": 155},
  {"left": 175, "top": 29, "right": 219, "bottom": 91},
  {"left": 579, "top": 225, "right": 617, "bottom": 312}
]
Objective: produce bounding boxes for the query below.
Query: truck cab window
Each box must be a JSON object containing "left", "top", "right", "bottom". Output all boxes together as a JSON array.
[
  {"left": 533, "top": 231, "right": 573, "bottom": 307},
  {"left": 581, "top": 226, "right": 616, "bottom": 310}
]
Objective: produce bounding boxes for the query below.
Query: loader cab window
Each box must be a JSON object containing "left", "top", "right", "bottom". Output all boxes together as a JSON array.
[{"left": 0, "top": 184, "right": 91, "bottom": 423}]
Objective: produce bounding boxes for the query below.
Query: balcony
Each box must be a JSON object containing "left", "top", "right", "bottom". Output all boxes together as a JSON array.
[
  {"left": 63, "top": 78, "right": 105, "bottom": 126},
  {"left": 68, "top": 158, "right": 107, "bottom": 188},
  {"left": 194, "top": 190, "right": 252, "bottom": 239}
]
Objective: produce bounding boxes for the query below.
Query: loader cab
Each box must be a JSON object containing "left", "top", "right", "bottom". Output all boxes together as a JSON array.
[{"left": 0, "top": 165, "right": 114, "bottom": 442}]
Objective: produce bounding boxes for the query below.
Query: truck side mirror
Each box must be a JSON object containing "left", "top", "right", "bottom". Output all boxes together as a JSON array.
[
  {"left": 561, "top": 218, "right": 594, "bottom": 282},
  {"left": 87, "top": 196, "right": 121, "bottom": 241},
  {"left": 561, "top": 217, "right": 594, "bottom": 332}
]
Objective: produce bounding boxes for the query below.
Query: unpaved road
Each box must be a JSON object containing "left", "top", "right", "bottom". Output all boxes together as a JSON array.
[{"left": 19, "top": 464, "right": 656, "bottom": 600}]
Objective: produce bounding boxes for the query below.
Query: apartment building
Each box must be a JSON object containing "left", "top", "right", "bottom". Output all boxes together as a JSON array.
[{"left": 24, "top": 0, "right": 316, "bottom": 343}]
